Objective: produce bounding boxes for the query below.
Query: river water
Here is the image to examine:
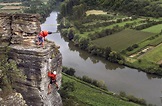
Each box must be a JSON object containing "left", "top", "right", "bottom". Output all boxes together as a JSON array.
[{"left": 41, "top": 12, "right": 162, "bottom": 106}]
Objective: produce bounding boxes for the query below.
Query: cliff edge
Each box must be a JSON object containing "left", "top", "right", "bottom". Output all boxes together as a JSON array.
[{"left": 0, "top": 13, "right": 62, "bottom": 106}]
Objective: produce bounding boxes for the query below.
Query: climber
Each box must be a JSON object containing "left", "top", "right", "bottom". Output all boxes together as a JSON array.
[
  {"left": 36, "top": 30, "right": 52, "bottom": 47},
  {"left": 47, "top": 71, "right": 58, "bottom": 95},
  {"left": 39, "top": 30, "right": 52, "bottom": 39}
]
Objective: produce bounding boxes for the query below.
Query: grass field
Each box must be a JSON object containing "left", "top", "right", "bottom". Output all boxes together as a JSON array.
[
  {"left": 62, "top": 73, "right": 139, "bottom": 106},
  {"left": 142, "top": 24, "right": 162, "bottom": 33},
  {"left": 79, "top": 19, "right": 142, "bottom": 38},
  {"left": 140, "top": 43, "right": 162, "bottom": 63},
  {"left": 92, "top": 29, "right": 155, "bottom": 52},
  {"left": 125, "top": 34, "right": 162, "bottom": 56}
]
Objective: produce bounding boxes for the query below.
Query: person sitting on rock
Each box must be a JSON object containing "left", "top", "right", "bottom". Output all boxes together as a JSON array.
[
  {"left": 47, "top": 71, "right": 58, "bottom": 95},
  {"left": 36, "top": 30, "right": 52, "bottom": 47}
]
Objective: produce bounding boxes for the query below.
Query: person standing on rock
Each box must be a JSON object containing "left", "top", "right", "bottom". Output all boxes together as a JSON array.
[
  {"left": 36, "top": 30, "right": 52, "bottom": 47},
  {"left": 47, "top": 71, "right": 58, "bottom": 95}
]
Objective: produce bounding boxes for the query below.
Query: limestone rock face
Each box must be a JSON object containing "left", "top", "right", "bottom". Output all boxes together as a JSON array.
[
  {"left": 11, "top": 13, "right": 41, "bottom": 44},
  {"left": 0, "top": 13, "right": 62, "bottom": 106},
  {"left": 9, "top": 43, "right": 62, "bottom": 106},
  {"left": 0, "top": 92, "right": 27, "bottom": 106},
  {"left": 0, "top": 13, "right": 12, "bottom": 46}
]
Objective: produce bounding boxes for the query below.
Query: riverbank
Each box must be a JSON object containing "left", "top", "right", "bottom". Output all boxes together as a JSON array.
[
  {"left": 61, "top": 73, "right": 141, "bottom": 106},
  {"left": 59, "top": 27, "right": 162, "bottom": 77}
]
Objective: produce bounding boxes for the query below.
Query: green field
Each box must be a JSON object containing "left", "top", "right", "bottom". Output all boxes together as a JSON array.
[
  {"left": 140, "top": 43, "right": 162, "bottom": 63},
  {"left": 63, "top": 73, "right": 139, "bottom": 106},
  {"left": 79, "top": 19, "right": 142, "bottom": 38},
  {"left": 125, "top": 34, "right": 162, "bottom": 56},
  {"left": 92, "top": 29, "right": 155, "bottom": 52},
  {"left": 142, "top": 24, "right": 162, "bottom": 33}
]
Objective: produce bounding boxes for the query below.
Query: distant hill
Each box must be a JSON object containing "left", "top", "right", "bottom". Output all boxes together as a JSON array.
[{"left": 80, "top": 0, "right": 162, "bottom": 17}]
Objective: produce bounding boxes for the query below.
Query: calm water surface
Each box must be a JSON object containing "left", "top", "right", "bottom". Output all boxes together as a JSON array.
[{"left": 41, "top": 12, "right": 162, "bottom": 106}]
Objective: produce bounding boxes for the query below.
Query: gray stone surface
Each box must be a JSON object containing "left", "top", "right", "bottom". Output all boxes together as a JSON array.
[
  {"left": 0, "top": 92, "right": 27, "bottom": 106},
  {"left": 0, "top": 13, "right": 62, "bottom": 106}
]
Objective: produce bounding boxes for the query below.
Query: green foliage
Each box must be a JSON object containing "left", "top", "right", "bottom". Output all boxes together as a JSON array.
[
  {"left": 22, "top": 0, "right": 57, "bottom": 22},
  {"left": 132, "top": 44, "right": 139, "bottom": 48},
  {"left": 59, "top": 78, "right": 88, "bottom": 106},
  {"left": 62, "top": 66, "right": 76, "bottom": 76},
  {"left": 67, "top": 29, "right": 74, "bottom": 40},
  {"left": 127, "top": 95, "right": 146, "bottom": 105},
  {"left": 60, "top": 0, "right": 80, "bottom": 17},
  {"left": 119, "top": 91, "right": 126, "bottom": 97},
  {"left": 78, "top": 38, "right": 90, "bottom": 50},
  {"left": 82, "top": 75, "right": 92, "bottom": 83},
  {"left": 127, "top": 46, "right": 134, "bottom": 51},
  {"left": 0, "top": 48, "right": 25, "bottom": 96},
  {"left": 92, "top": 29, "right": 154, "bottom": 52},
  {"left": 62, "top": 74, "right": 140, "bottom": 106}
]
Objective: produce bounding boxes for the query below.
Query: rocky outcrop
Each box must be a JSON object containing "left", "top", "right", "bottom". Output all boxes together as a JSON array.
[
  {"left": 0, "top": 13, "right": 62, "bottom": 106},
  {"left": 0, "top": 92, "right": 27, "bottom": 106}
]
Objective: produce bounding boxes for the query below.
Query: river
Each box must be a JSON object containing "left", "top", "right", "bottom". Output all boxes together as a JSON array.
[{"left": 41, "top": 12, "right": 162, "bottom": 106}]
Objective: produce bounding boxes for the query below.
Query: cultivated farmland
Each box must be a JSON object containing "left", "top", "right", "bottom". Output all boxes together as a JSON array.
[
  {"left": 92, "top": 29, "right": 155, "bottom": 52},
  {"left": 142, "top": 24, "right": 162, "bottom": 34},
  {"left": 139, "top": 43, "right": 162, "bottom": 63}
]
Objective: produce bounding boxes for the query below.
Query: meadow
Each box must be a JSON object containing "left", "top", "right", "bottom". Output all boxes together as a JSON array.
[
  {"left": 91, "top": 29, "right": 154, "bottom": 52},
  {"left": 139, "top": 43, "right": 162, "bottom": 63},
  {"left": 142, "top": 24, "right": 162, "bottom": 34},
  {"left": 62, "top": 73, "right": 139, "bottom": 106}
]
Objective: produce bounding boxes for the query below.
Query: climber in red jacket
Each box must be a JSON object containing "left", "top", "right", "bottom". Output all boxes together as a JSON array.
[
  {"left": 36, "top": 30, "right": 52, "bottom": 47},
  {"left": 47, "top": 71, "right": 58, "bottom": 95},
  {"left": 39, "top": 30, "right": 52, "bottom": 39}
]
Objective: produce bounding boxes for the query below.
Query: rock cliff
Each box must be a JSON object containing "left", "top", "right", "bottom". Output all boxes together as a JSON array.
[{"left": 0, "top": 13, "right": 62, "bottom": 106}]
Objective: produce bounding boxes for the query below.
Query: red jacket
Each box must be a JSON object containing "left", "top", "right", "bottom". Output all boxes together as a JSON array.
[
  {"left": 48, "top": 72, "right": 56, "bottom": 80},
  {"left": 39, "top": 30, "right": 48, "bottom": 38}
]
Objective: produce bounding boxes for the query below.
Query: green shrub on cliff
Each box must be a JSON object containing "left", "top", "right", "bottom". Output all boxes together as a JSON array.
[{"left": 0, "top": 52, "right": 25, "bottom": 97}]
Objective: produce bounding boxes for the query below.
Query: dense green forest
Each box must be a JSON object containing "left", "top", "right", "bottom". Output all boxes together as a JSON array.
[{"left": 59, "top": 0, "right": 162, "bottom": 19}]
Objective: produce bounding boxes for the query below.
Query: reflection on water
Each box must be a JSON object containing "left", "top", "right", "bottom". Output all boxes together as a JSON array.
[
  {"left": 43, "top": 11, "right": 162, "bottom": 106},
  {"left": 65, "top": 36, "right": 124, "bottom": 70},
  {"left": 146, "top": 73, "right": 162, "bottom": 79}
]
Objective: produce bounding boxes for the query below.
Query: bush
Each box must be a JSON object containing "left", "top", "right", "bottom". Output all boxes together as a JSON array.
[
  {"left": 62, "top": 67, "right": 76, "bottom": 76},
  {"left": 59, "top": 81, "right": 76, "bottom": 105},
  {"left": 119, "top": 91, "right": 126, "bottom": 97},
  {"left": 118, "top": 60, "right": 124, "bottom": 65},
  {"left": 82, "top": 75, "right": 92, "bottom": 83},
  {"left": 126, "top": 46, "right": 133, "bottom": 51},
  {"left": 138, "top": 59, "right": 142, "bottom": 63},
  {"left": 0, "top": 53, "right": 26, "bottom": 97},
  {"left": 132, "top": 44, "right": 139, "bottom": 48},
  {"left": 127, "top": 95, "right": 146, "bottom": 105}
]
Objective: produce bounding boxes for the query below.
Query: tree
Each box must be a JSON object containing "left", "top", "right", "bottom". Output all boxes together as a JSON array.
[
  {"left": 72, "top": 4, "right": 86, "bottom": 20},
  {"left": 105, "top": 47, "right": 111, "bottom": 59},
  {"left": 0, "top": 52, "right": 25, "bottom": 95},
  {"left": 79, "top": 38, "right": 90, "bottom": 50},
  {"left": 68, "top": 29, "right": 74, "bottom": 40}
]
